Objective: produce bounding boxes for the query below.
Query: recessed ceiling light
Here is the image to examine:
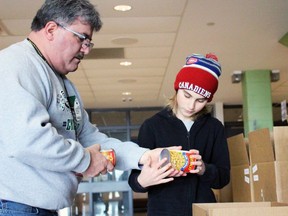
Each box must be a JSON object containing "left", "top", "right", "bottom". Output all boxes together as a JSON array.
[
  {"left": 120, "top": 61, "right": 132, "bottom": 66},
  {"left": 122, "top": 92, "right": 132, "bottom": 96},
  {"left": 114, "top": 5, "right": 132, "bottom": 12}
]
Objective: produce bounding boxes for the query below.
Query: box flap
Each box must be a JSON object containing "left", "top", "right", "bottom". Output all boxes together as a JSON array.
[
  {"left": 193, "top": 202, "right": 288, "bottom": 216},
  {"left": 209, "top": 206, "right": 288, "bottom": 216},
  {"left": 227, "top": 133, "right": 249, "bottom": 166},
  {"left": 273, "top": 126, "right": 288, "bottom": 161},
  {"left": 193, "top": 202, "right": 271, "bottom": 215},
  {"left": 248, "top": 128, "right": 274, "bottom": 164}
]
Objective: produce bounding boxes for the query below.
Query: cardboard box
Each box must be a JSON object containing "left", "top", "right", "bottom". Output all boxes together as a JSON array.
[
  {"left": 249, "top": 162, "right": 277, "bottom": 201},
  {"left": 248, "top": 128, "right": 277, "bottom": 202},
  {"left": 227, "top": 133, "right": 252, "bottom": 202},
  {"left": 228, "top": 127, "right": 288, "bottom": 202},
  {"left": 193, "top": 202, "right": 288, "bottom": 216}
]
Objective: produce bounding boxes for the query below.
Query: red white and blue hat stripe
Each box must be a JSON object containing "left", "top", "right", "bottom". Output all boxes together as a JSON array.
[{"left": 184, "top": 53, "right": 221, "bottom": 78}]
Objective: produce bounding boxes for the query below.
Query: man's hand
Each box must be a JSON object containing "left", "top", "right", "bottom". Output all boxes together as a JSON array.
[
  {"left": 82, "top": 144, "right": 115, "bottom": 178},
  {"left": 139, "top": 146, "right": 182, "bottom": 166}
]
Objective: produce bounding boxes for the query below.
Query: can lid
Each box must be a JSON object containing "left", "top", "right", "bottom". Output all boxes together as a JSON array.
[{"left": 159, "top": 148, "right": 170, "bottom": 167}]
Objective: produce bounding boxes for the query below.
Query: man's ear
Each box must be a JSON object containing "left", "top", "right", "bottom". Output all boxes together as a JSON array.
[{"left": 44, "top": 21, "right": 58, "bottom": 40}]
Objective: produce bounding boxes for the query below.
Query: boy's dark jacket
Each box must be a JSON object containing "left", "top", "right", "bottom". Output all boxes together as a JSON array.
[{"left": 128, "top": 108, "right": 230, "bottom": 216}]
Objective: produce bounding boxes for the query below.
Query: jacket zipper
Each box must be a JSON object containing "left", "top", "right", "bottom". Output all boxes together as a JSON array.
[{"left": 187, "top": 131, "right": 191, "bottom": 149}]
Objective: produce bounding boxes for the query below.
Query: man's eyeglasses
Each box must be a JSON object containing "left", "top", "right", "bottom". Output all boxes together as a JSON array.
[{"left": 55, "top": 22, "right": 94, "bottom": 51}]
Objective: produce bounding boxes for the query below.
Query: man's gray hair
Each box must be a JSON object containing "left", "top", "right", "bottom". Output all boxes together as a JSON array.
[{"left": 31, "top": 0, "right": 102, "bottom": 32}]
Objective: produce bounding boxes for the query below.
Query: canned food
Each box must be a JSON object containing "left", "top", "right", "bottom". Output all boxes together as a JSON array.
[
  {"left": 160, "top": 149, "right": 196, "bottom": 173},
  {"left": 101, "top": 149, "right": 116, "bottom": 166},
  {"left": 74, "top": 149, "right": 116, "bottom": 177}
]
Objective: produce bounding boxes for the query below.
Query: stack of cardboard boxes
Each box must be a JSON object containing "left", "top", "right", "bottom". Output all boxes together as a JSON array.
[
  {"left": 193, "top": 126, "right": 288, "bottom": 215},
  {"left": 228, "top": 126, "right": 288, "bottom": 202}
]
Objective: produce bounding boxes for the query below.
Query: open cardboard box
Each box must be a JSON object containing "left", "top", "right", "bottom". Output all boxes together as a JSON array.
[
  {"left": 193, "top": 202, "right": 288, "bottom": 216},
  {"left": 227, "top": 127, "right": 288, "bottom": 202}
]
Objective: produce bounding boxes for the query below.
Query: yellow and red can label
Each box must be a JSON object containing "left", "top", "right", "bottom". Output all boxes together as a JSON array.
[
  {"left": 160, "top": 149, "right": 196, "bottom": 173},
  {"left": 101, "top": 149, "right": 116, "bottom": 166}
]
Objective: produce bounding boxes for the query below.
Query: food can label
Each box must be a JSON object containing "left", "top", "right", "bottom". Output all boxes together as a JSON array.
[
  {"left": 160, "top": 149, "right": 196, "bottom": 173},
  {"left": 101, "top": 149, "right": 116, "bottom": 166}
]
